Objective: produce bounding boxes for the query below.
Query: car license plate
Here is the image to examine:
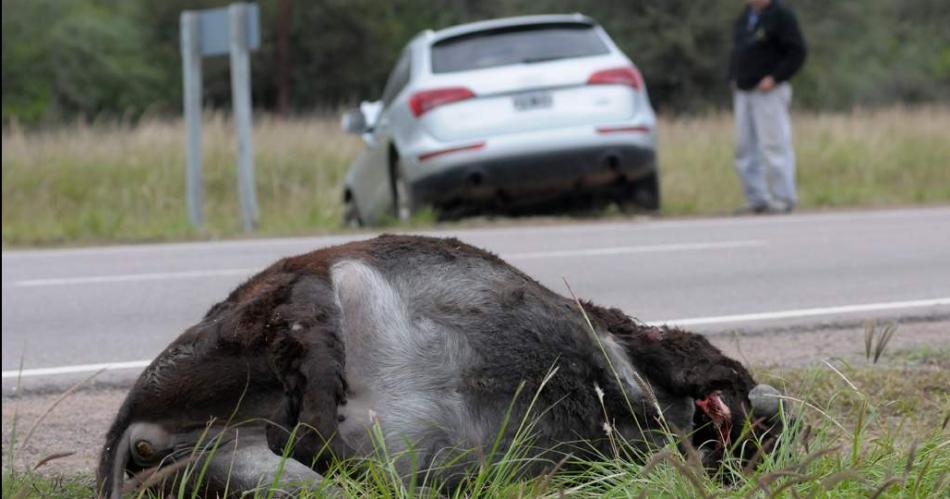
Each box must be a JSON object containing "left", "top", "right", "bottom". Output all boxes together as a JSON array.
[{"left": 512, "top": 91, "right": 553, "bottom": 111}]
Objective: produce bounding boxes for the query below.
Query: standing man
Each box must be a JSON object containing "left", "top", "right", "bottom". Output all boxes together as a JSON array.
[{"left": 729, "top": 0, "right": 806, "bottom": 214}]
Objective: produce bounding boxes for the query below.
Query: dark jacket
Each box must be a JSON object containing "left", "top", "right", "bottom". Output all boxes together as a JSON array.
[{"left": 729, "top": 0, "right": 807, "bottom": 90}]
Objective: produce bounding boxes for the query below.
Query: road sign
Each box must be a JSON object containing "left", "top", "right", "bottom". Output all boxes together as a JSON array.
[
  {"left": 180, "top": 3, "right": 260, "bottom": 232},
  {"left": 197, "top": 5, "right": 260, "bottom": 56}
]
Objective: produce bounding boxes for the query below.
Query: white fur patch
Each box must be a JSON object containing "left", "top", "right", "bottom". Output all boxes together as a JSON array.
[
  {"left": 330, "top": 260, "right": 470, "bottom": 466},
  {"left": 601, "top": 335, "right": 646, "bottom": 400}
]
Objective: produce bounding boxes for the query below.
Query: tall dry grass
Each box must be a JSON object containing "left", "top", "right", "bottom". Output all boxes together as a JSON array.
[
  {"left": 1, "top": 114, "right": 362, "bottom": 245},
  {"left": 3, "top": 107, "right": 949, "bottom": 246}
]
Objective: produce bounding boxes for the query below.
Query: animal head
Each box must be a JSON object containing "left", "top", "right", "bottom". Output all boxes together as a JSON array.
[
  {"left": 96, "top": 269, "right": 312, "bottom": 498},
  {"left": 95, "top": 318, "right": 289, "bottom": 498},
  {"left": 589, "top": 305, "right": 792, "bottom": 469}
]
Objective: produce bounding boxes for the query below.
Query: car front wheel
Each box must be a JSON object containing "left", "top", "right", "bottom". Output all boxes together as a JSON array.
[
  {"left": 342, "top": 193, "right": 363, "bottom": 227},
  {"left": 391, "top": 160, "right": 415, "bottom": 222}
]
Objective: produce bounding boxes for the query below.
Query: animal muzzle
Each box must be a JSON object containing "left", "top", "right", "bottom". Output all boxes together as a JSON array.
[{"left": 691, "top": 383, "right": 791, "bottom": 470}]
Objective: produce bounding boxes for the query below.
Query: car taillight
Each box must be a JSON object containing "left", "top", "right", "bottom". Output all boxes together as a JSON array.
[
  {"left": 418, "top": 142, "right": 485, "bottom": 162},
  {"left": 409, "top": 87, "right": 475, "bottom": 117},
  {"left": 587, "top": 66, "right": 642, "bottom": 90},
  {"left": 596, "top": 125, "right": 651, "bottom": 134}
]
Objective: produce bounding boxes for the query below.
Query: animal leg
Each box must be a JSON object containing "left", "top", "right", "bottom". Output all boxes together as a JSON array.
[{"left": 266, "top": 289, "right": 355, "bottom": 469}]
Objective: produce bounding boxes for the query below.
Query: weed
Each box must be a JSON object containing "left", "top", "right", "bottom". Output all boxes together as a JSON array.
[{"left": 864, "top": 321, "right": 899, "bottom": 364}]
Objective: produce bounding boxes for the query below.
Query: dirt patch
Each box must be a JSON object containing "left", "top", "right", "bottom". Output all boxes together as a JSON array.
[
  {"left": 3, "top": 321, "right": 948, "bottom": 478},
  {"left": 2, "top": 388, "right": 124, "bottom": 477},
  {"left": 709, "top": 319, "right": 950, "bottom": 368}
]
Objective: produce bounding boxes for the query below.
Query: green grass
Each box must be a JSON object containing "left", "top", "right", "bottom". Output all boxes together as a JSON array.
[
  {"left": 3, "top": 106, "right": 949, "bottom": 247},
  {"left": 4, "top": 347, "right": 947, "bottom": 498},
  {"left": 1, "top": 473, "right": 95, "bottom": 499}
]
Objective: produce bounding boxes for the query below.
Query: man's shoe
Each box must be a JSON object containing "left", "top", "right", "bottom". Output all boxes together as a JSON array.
[
  {"left": 765, "top": 200, "right": 795, "bottom": 214},
  {"left": 734, "top": 203, "right": 769, "bottom": 215}
]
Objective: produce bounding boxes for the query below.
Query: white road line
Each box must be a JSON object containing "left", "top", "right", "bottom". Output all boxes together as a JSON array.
[
  {"left": 657, "top": 297, "right": 950, "bottom": 327},
  {"left": 4, "top": 296, "right": 949, "bottom": 380},
  {"left": 0, "top": 235, "right": 362, "bottom": 260},
  {"left": 505, "top": 240, "right": 765, "bottom": 260},
  {"left": 12, "top": 268, "right": 257, "bottom": 287},
  {"left": 9, "top": 240, "right": 765, "bottom": 287},
  {"left": 2, "top": 360, "right": 151, "bottom": 379}
]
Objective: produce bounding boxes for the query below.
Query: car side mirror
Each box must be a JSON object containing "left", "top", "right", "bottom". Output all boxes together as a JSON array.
[{"left": 341, "top": 109, "right": 367, "bottom": 135}]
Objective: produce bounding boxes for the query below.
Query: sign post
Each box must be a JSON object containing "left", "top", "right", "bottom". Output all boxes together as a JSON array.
[
  {"left": 179, "top": 3, "right": 260, "bottom": 232},
  {"left": 180, "top": 12, "right": 204, "bottom": 229},
  {"left": 229, "top": 3, "right": 259, "bottom": 232}
]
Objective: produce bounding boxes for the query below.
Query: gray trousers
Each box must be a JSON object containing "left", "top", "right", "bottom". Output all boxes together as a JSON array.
[{"left": 733, "top": 83, "right": 797, "bottom": 208}]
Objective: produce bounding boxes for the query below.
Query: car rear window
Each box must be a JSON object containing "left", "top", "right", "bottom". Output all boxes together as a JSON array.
[{"left": 431, "top": 23, "right": 610, "bottom": 74}]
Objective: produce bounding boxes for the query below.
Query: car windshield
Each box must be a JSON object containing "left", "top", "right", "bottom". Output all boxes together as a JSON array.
[{"left": 431, "top": 23, "right": 610, "bottom": 74}]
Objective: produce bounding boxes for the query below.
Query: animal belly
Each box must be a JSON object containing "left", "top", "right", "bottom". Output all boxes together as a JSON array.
[{"left": 331, "top": 259, "right": 475, "bottom": 462}]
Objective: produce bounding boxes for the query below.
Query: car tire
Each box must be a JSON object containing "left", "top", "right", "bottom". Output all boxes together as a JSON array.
[
  {"left": 342, "top": 192, "right": 363, "bottom": 227},
  {"left": 391, "top": 159, "right": 415, "bottom": 222},
  {"left": 619, "top": 171, "right": 660, "bottom": 212}
]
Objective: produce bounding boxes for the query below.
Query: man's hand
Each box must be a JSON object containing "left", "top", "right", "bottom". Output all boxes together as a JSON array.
[{"left": 757, "top": 75, "right": 777, "bottom": 92}]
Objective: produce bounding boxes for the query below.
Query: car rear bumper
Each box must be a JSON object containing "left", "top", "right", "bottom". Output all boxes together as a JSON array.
[{"left": 411, "top": 144, "right": 656, "bottom": 211}]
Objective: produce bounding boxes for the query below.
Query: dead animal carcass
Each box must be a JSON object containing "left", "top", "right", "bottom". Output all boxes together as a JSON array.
[{"left": 98, "top": 235, "right": 789, "bottom": 497}]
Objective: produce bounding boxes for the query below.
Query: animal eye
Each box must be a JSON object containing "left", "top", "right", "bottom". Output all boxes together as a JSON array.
[{"left": 133, "top": 440, "right": 155, "bottom": 461}]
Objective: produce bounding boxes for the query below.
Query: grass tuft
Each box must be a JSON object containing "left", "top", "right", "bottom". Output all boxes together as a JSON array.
[{"left": 864, "top": 321, "right": 899, "bottom": 364}]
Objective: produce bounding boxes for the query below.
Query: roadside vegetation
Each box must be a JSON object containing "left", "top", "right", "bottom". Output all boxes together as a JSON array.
[
  {"left": 3, "top": 106, "right": 949, "bottom": 247},
  {"left": 4, "top": 342, "right": 948, "bottom": 498}
]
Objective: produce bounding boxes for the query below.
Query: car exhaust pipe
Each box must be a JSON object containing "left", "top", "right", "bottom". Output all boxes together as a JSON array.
[
  {"left": 603, "top": 154, "right": 621, "bottom": 172},
  {"left": 467, "top": 171, "right": 484, "bottom": 187}
]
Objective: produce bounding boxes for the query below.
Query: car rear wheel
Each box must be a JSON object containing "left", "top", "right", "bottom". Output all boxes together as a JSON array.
[{"left": 618, "top": 171, "right": 660, "bottom": 212}]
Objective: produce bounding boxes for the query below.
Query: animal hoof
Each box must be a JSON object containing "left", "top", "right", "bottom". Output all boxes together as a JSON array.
[{"left": 749, "top": 384, "right": 783, "bottom": 418}]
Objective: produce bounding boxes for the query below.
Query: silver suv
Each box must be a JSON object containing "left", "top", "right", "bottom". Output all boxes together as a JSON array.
[{"left": 341, "top": 14, "right": 658, "bottom": 225}]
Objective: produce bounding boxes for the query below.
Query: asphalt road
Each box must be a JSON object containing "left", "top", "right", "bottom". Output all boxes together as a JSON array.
[{"left": 3, "top": 207, "right": 949, "bottom": 392}]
